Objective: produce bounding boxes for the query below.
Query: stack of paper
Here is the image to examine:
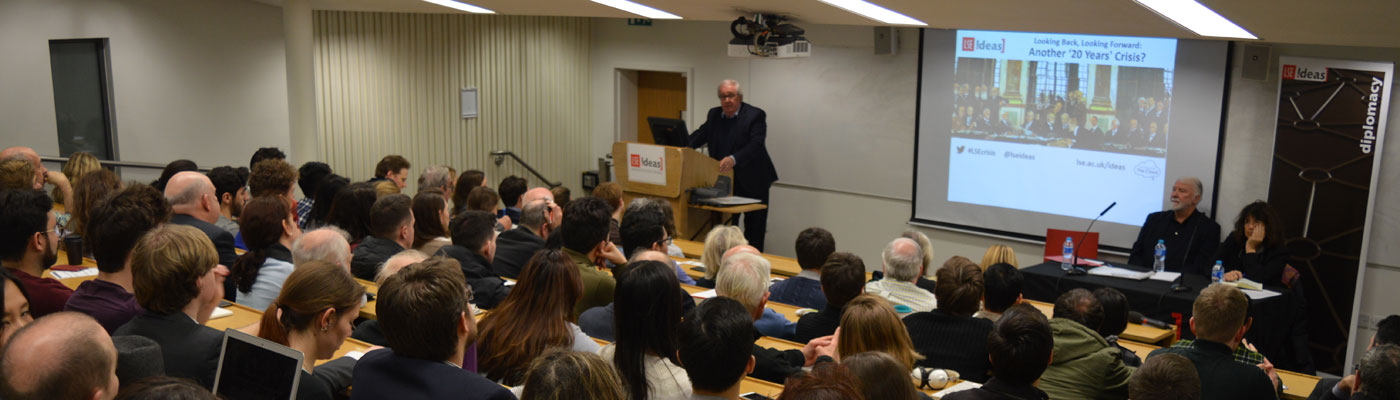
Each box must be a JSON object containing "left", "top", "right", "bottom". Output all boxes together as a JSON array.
[
  {"left": 210, "top": 307, "right": 234, "bottom": 320},
  {"left": 692, "top": 289, "right": 718, "bottom": 299},
  {"left": 50, "top": 268, "right": 98, "bottom": 280},
  {"left": 932, "top": 381, "right": 982, "bottom": 399},
  {"left": 1226, "top": 278, "right": 1264, "bottom": 291},
  {"left": 1086, "top": 265, "right": 1153, "bottom": 280}
]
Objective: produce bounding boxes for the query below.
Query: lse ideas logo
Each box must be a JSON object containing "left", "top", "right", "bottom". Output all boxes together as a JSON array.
[
  {"left": 1282, "top": 64, "right": 1327, "bottom": 82},
  {"left": 961, "top": 37, "right": 1005, "bottom": 53},
  {"left": 629, "top": 154, "right": 663, "bottom": 170}
]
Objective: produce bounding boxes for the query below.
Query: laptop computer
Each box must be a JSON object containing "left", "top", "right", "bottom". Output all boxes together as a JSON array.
[
  {"left": 646, "top": 117, "right": 689, "bottom": 147},
  {"left": 213, "top": 329, "right": 304, "bottom": 400}
]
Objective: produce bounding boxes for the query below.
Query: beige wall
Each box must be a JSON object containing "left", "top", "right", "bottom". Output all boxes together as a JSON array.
[{"left": 312, "top": 11, "right": 592, "bottom": 194}]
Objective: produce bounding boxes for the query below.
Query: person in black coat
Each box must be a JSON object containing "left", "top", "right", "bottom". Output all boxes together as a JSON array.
[
  {"left": 113, "top": 225, "right": 231, "bottom": 389},
  {"left": 165, "top": 172, "right": 240, "bottom": 301},
  {"left": 1128, "top": 178, "right": 1221, "bottom": 276},
  {"left": 350, "top": 194, "right": 415, "bottom": 281},
  {"left": 350, "top": 257, "right": 513, "bottom": 400},
  {"left": 905, "top": 257, "right": 994, "bottom": 383},
  {"left": 1146, "top": 285, "right": 1278, "bottom": 400},
  {"left": 1217, "top": 201, "right": 1291, "bottom": 286},
  {"left": 688, "top": 80, "right": 779, "bottom": 251},
  {"left": 795, "top": 252, "right": 865, "bottom": 343},
  {"left": 491, "top": 200, "right": 556, "bottom": 279},
  {"left": 435, "top": 211, "right": 510, "bottom": 310},
  {"left": 943, "top": 304, "right": 1053, "bottom": 400}
]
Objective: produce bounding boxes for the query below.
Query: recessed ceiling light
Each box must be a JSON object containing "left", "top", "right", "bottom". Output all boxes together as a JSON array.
[
  {"left": 1133, "top": 0, "right": 1256, "bottom": 39},
  {"left": 817, "top": 0, "right": 926, "bottom": 26},
  {"left": 590, "top": 0, "right": 682, "bottom": 19},
  {"left": 422, "top": 0, "right": 494, "bottom": 14}
]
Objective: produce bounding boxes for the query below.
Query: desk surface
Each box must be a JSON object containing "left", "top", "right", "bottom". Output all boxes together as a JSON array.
[
  {"left": 357, "top": 278, "right": 379, "bottom": 320},
  {"left": 673, "top": 239, "right": 804, "bottom": 277},
  {"left": 691, "top": 203, "right": 768, "bottom": 214}
]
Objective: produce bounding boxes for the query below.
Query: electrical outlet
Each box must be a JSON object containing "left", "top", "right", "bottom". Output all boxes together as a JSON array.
[{"left": 1358, "top": 314, "right": 1372, "bottom": 330}]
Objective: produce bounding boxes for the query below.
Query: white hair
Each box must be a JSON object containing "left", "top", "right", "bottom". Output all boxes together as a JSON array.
[
  {"left": 376, "top": 250, "right": 429, "bottom": 285},
  {"left": 716, "top": 252, "right": 770, "bottom": 315},
  {"left": 882, "top": 238, "right": 924, "bottom": 282},
  {"left": 1178, "top": 176, "right": 1204, "bottom": 197},
  {"left": 718, "top": 79, "right": 743, "bottom": 98},
  {"left": 418, "top": 165, "right": 452, "bottom": 192},
  {"left": 292, "top": 226, "right": 352, "bottom": 269}
]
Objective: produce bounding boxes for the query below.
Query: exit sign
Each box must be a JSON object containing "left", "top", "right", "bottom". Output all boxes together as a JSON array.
[{"left": 627, "top": 18, "right": 652, "bottom": 26}]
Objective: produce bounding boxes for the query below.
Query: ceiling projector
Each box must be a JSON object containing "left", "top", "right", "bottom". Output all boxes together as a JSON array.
[{"left": 728, "top": 14, "right": 811, "bottom": 58}]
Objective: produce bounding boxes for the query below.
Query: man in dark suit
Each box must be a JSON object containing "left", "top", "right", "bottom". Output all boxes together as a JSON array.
[
  {"left": 1128, "top": 177, "right": 1220, "bottom": 275},
  {"left": 164, "top": 171, "right": 239, "bottom": 301},
  {"left": 350, "top": 258, "right": 513, "bottom": 400},
  {"left": 434, "top": 211, "right": 510, "bottom": 310},
  {"left": 688, "top": 80, "right": 779, "bottom": 251},
  {"left": 114, "top": 224, "right": 231, "bottom": 389},
  {"left": 491, "top": 199, "right": 556, "bottom": 279},
  {"left": 1147, "top": 284, "right": 1279, "bottom": 400}
]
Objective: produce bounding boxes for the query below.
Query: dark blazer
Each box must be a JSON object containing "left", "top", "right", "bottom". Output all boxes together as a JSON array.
[
  {"left": 491, "top": 228, "right": 546, "bottom": 279},
  {"left": 1215, "top": 234, "right": 1292, "bottom": 286},
  {"left": 351, "top": 236, "right": 404, "bottom": 281},
  {"left": 170, "top": 214, "right": 238, "bottom": 301},
  {"left": 1147, "top": 340, "right": 1278, "bottom": 400},
  {"left": 750, "top": 330, "right": 807, "bottom": 384},
  {"left": 435, "top": 245, "right": 510, "bottom": 310},
  {"left": 113, "top": 310, "right": 224, "bottom": 388},
  {"left": 298, "top": 357, "right": 355, "bottom": 400},
  {"left": 351, "top": 319, "right": 386, "bottom": 346},
  {"left": 794, "top": 304, "right": 842, "bottom": 344},
  {"left": 1129, "top": 210, "right": 1221, "bottom": 276},
  {"left": 905, "top": 309, "right": 995, "bottom": 383},
  {"left": 350, "top": 348, "right": 515, "bottom": 400},
  {"left": 688, "top": 103, "right": 778, "bottom": 198},
  {"left": 767, "top": 276, "right": 825, "bottom": 310}
]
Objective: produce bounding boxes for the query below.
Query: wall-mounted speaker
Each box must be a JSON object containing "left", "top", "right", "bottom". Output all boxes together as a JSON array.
[{"left": 875, "top": 27, "right": 898, "bottom": 56}]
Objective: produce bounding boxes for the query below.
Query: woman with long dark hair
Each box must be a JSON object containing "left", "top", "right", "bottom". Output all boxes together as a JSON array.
[
  {"left": 325, "top": 182, "right": 377, "bottom": 244},
  {"left": 411, "top": 190, "right": 451, "bottom": 255},
  {"left": 477, "top": 249, "right": 601, "bottom": 385},
  {"left": 256, "top": 260, "right": 364, "bottom": 399},
  {"left": 1217, "top": 200, "right": 1291, "bottom": 285},
  {"left": 601, "top": 260, "right": 690, "bottom": 399},
  {"left": 0, "top": 268, "right": 33, "bottom": 350},
  {"left": 231, "top": 196, "right": 302, "bottom": 311},
  {"left": 303, "top": 174, "right": 348, "bottom": 230}
]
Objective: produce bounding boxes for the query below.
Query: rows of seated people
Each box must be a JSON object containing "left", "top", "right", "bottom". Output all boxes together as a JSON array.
[{"left": 0, "top": 145, "right": 1395, "bottom": 400}]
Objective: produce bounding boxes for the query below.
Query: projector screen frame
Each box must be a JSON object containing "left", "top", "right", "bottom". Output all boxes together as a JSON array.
[{"left": 907, "top": 28, "right": 1232, "bottom": 255}]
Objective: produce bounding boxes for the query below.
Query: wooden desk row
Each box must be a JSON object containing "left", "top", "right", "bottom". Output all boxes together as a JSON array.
[{"left": 673, "top": 239, "right": 804, "bottom": 277}]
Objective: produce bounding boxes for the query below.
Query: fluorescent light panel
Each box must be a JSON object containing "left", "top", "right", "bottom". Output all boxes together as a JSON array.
[
  {"left": 590, "top": 0, "right": 682, "bottom": 19},
  {"left": 818, "top": 0, "right": 926, "bottom": 26},
  {"left": 422, "top": 0, "right": 494, "bottom": 14},
  {"left": 1133, "top": 0, "right": 1255, "bottom": 39}
]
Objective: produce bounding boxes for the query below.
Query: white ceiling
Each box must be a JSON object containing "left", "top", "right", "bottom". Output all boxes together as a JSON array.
[{"left": 255, "top": 0, "right": 1400, "bottom": 49}]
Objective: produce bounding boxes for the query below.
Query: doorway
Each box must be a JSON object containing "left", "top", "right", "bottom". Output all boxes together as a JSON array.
[{"left": 615, "top": 69, "right": 689, "bottom": 144}]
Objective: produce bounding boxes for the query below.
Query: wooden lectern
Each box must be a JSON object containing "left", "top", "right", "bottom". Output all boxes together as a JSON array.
[{"left": 611, "top": 142, "right": 731, "bottom": 240}]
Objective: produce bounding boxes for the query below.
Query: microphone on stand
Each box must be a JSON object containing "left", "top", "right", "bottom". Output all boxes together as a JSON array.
[
  {"left": 1128, "top": 310, "right": 1172, "bottom": 329},
  {"left": 1067, "top": 202, "right": 1115, "bottom": 275}
]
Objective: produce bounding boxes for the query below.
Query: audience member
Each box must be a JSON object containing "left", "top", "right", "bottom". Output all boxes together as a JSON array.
[
  {"left": 1350, "top": 344, "right": 1400, "bottom": 400},
  {"left": 66, "top": 169, "right": 122, "bottom": 243},
  {"left": 979, "top": 244, "right": 1019, "bottom": 269},
  {"left": 417, "top": 165, "right": 452, "bottom": 195},
  {"left": 768, "top": 227, "right": 834, "bottom": 309},
  {"left": 466, "top": 186, "right": 513, "bottom": 231},
  {"left": 976, "top": 262, "right": 1023, "bottom": 322},
  {"left": 1217, "top": 201, "right": 1291, "bottom": 286},
  {"left": 54, "top": 151, "right": 102, "bottom": 205},
  {"left": 67, "top": 184, "right": 170, "bottom": 333},
  {"left": 944, "top": 304, "right": 1053, "bottom": 400},
  {"left": 0, "top": 158, "right": 38, "bottom": 191},
  {"left": 559, "top": 197, "right": 624, "bottom": 317},
  {"left": 292, "top": 227, "right": 353, "bottom": 271},
  {"left": 350, "top": 258, "right": 512, "bottom": 400},
  {"left": 0, "top": 269, "right": 33, "bottom": 350},
  {"left": 677, "top": 297, "right": 757, "bottom": 400},
  {"left": 776, "top": 362, "right": 865, "bottom": 400},
  {"left": 835, "top": 294, "right": 924, "bottom": 369},
  {"left": 349, "top": 250, "right": 429, "bottom": 346},
  {"left": 248, "top": 159, "right": 299, "bottom": 213},
  {"left": 901, "top": 230, "right": 940, "bottom": 294},
  {"left": 718, "top": 252, "right": 833, "bottom": 383},
  {"left": 698, "top": 225, "right": 747, "bottom": 288},
  {"left": 256, "top": 260, "right": 363, "bottom": 399},
  {"left": 493, "top": 199, "right": 558, "bottom": 279},
  {"left": 1129, "top": 353, "right": 1201, "bottom": 400},
  {"left": 592, "top": 182, "right": 625, "bottom": 245},
  {"left": 205, "top": 166, "right": 248, "bottom": 235},
  {"left": 0, "top": 189, "right": 71, "bottom": 317},
  {"left": 598, "top": 260, "right": 691, "bottom": 399},
  {"left": 450, "top": 170, "right": 487, "bottom": 216},
  {"left": 520, "top": 349, "right": 626, "bottom": 400},
  {"left": 370, "top": 155, "right": 411, "bottom": 189},
  {"left": 1039, "top": 288, "right": 1135, "bottom": 400},
  {"left": 112, "top": 376, "right": 216, "bottom": 400},
  {"left": 721, "top": 246, "right": 795, "bottom": 339},
  {"left": 796, "top": 252, "right": 865, "bottom": 343},
  {"left": 842, "top": 351, "right": 928, "bottom": 400},
  {"left": 0, "top": 147, "right": 72, "bottom": 203},
  {"left": 164, "top": 171, "right": 239, "bottom": 300},
  {"left": 1320, "top": 315, "right": 1399, "bottom": 400},
  {"left": 865, "top": 237, "right": 937, "bottom": 315},
  {"left": 249, "top": 147, "right": 286, "bottom": 170},
  {"left": 376, "top": 180, "right": 401, "bottom": 197},
  {"left": 115, "top": 225, "right": 230, "bottom": 388},
  {"left": 1093, "top": 287, "right": 1143, "bottom": 367},
  {"left": 435, "top": 210, "right": 511, "bottom": 309},
  {"left": 411, "top": 190, "right": 452, "bottom": 255},
  {"left": 477, "top": 249, "right": 601, "bottom": 385},
  {"left": 498, "top": 176, "right": 528, "bottom": 224},
  {"left": 618, "top": 198, "right": 694, "bottom": 284},
  {"left": 905, "top": 256, "right": 993, "bottom": 382},
  {"left": 0, "top": 312, "right": 118, "bottom": 400},
  {"left": 550, "top": 186, "right": 571, "bottom": 208},
  {"left": 152, "top": 159, "right": 198, "bottom": 193},
  {"left": 296, "top": 162, "right": 333, "bottom": 228},
  {"left": 231, "top": 196, "right": 303, "bottom": 311},
  {"left": 350, "top": 194, "right": 414, "bottom": 280},
  {"left": 578, "top": 250, "right": 692, "bottom": 342},
  {"left": 1146, "top": 284, "right": 1278, "bottom": 400},
  {"left": 326, "top": 182, "right": 377, "bottom": 244},
  {"left": 304, "top": 174, "right": 348, "bottom": 230}
]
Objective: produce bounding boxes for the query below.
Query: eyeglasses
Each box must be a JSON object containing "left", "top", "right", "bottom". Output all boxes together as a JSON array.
[{"left": 656, "top": 236, "right": 673, "bottom": 247}]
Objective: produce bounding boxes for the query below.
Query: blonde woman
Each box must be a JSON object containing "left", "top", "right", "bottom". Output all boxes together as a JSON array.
[
  {"left": 697, "top": 225, "right": 746, "bottom": 288},
  {"left": 833, "top": 294, "right": 925, "bottom": 369},
  {"left": 56, "top": 152, "right": 102, "bottom": 205},
  {"left": 980, "top": 244, "right": 1019, "bottom": 269}
]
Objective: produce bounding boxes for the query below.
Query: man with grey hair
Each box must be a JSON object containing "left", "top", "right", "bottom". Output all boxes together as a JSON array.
[
  {"left": 864, "top": 237, "right": 937, "bottom": 315},
  {"left": 687, "top": 79, "right": 778, "bottom": 251},
  {"left": 716, "top": 252, "right": 834, "bottom": 383},
  {"left": 719, "top": 250, "right": 796, "bottom": 340},
  {"left": 292, "top": 226, "right": 353, "bottom": 272},
  {"left": 164, "top": 171, "right": 239, "bottom": 300},
  {"left": 416, "top": 165, "right": 452, "bottom": 194},
  {"left": 490, "top": 199, "right": 558, "bottom": 279},
  {"left": 1129, "top": 177, "right": 1220, "bottom": 276}
]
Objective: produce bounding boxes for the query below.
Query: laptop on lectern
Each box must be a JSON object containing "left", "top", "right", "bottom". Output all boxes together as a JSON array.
[{"left": 647, "top": 117, "right": 689, "bottom": 147}]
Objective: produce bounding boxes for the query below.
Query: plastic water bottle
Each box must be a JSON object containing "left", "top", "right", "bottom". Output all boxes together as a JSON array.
[
  {"left": 1211, "top": 260, "right": 1224, "bottom": 283},
  {"left": 1153, "top": 240, "right": 1166, "bottom": 274},
  {"left": 1061, "top": 237, "right": 1074, "bottom": 272}
]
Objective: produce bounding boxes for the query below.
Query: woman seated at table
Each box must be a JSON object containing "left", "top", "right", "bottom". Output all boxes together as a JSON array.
[
  {"left": 0, "top": 268, "right": 33, "bottom": 350},
  {"left": 1216, "top": 201, "right": 1291, "bottom": 286},
  {"left": 599, "top": 260, "right": 691, "bottom": 399},
  {"left": 696, "top": 225, "right": 746, "bottom": 289},
  {"left": 411, "top": 190, "right": 452, "bottom": 256},
  {"left": 477, "top": 249, "right": 601, "bottom": 386},
  {"left": 231, "top": 197, "right": 303, "bottom": 311},
  {"left": 256, "top": 260, "right": 364, "bottom": 400},
  {"left": 833, "top": 294, "right": 925, "bottom": 370}
]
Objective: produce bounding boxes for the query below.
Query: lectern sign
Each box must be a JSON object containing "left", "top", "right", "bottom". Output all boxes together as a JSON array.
[{"left": 627, "top": 143, "right": 667, "bottom": 185}]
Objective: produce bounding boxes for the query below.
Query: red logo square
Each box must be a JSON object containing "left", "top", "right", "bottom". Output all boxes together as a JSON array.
[
  {"left": 1282, "top": 65, "right": 1296, "bottom": 80},
  {"left": 629, "top": 154, "right": 640, "bottom": 167},
  {"left": 962, "top": 37, "right": 975, "bottom": 51}
]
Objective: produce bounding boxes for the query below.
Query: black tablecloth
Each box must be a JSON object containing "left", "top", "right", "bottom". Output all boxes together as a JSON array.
[{"left": 1021, "top": 261, "right": 1300, "bottom": 368}]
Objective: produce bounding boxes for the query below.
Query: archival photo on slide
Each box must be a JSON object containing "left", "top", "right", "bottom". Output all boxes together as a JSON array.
[{"left": 946, "top": 30, "right": 1178, "bottom": 225}]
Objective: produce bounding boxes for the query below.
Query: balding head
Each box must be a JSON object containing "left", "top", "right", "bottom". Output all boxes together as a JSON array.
[
  {"left": 629, "top": 249, "right": 670, "bottom": 265},
  {"left": 521, "top": 187, "right": 554, "bottom": 205},
  {"left": 376, "top": 250, "right": 429, "bottom": 285},
  {"left": 722, "top": 245, "right": 760, "bottom": 262},
  {"left": 882, "top": 238, "right": 923, "bottom": 282},
  {"left": 164, "top": 171, "right": 218, "bottom": 223},
  {"left": 0, "top": 312, "right": 118, "bottom": 400},
  {"left": 0, "top": 147, "right": 40, "bottom": 169},
  {"left": 293, "top": 227, "right": 352, "bottom": 271}
]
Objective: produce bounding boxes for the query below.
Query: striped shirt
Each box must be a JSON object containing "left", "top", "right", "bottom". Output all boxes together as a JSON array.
[{"left": 864, "top": 279, "right": 938, "bottom": 315}]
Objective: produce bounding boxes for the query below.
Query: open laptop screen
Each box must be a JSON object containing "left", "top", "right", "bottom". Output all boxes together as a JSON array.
[{"left": 213, "top": 329, "right": 303, "bottom": 400}]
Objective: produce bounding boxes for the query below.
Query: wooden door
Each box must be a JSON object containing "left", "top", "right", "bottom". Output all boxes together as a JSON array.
[{"left": 636, "top": 71, "right": 687, "bottom": 144}]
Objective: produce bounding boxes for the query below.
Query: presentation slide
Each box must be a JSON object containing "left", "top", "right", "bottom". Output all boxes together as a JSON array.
[
  {"left": 948, "top": 30, "right": 1176, "bottom": 225},
  {"left": 912, "top": 29, "right": 1227, "bottom": 250}
]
